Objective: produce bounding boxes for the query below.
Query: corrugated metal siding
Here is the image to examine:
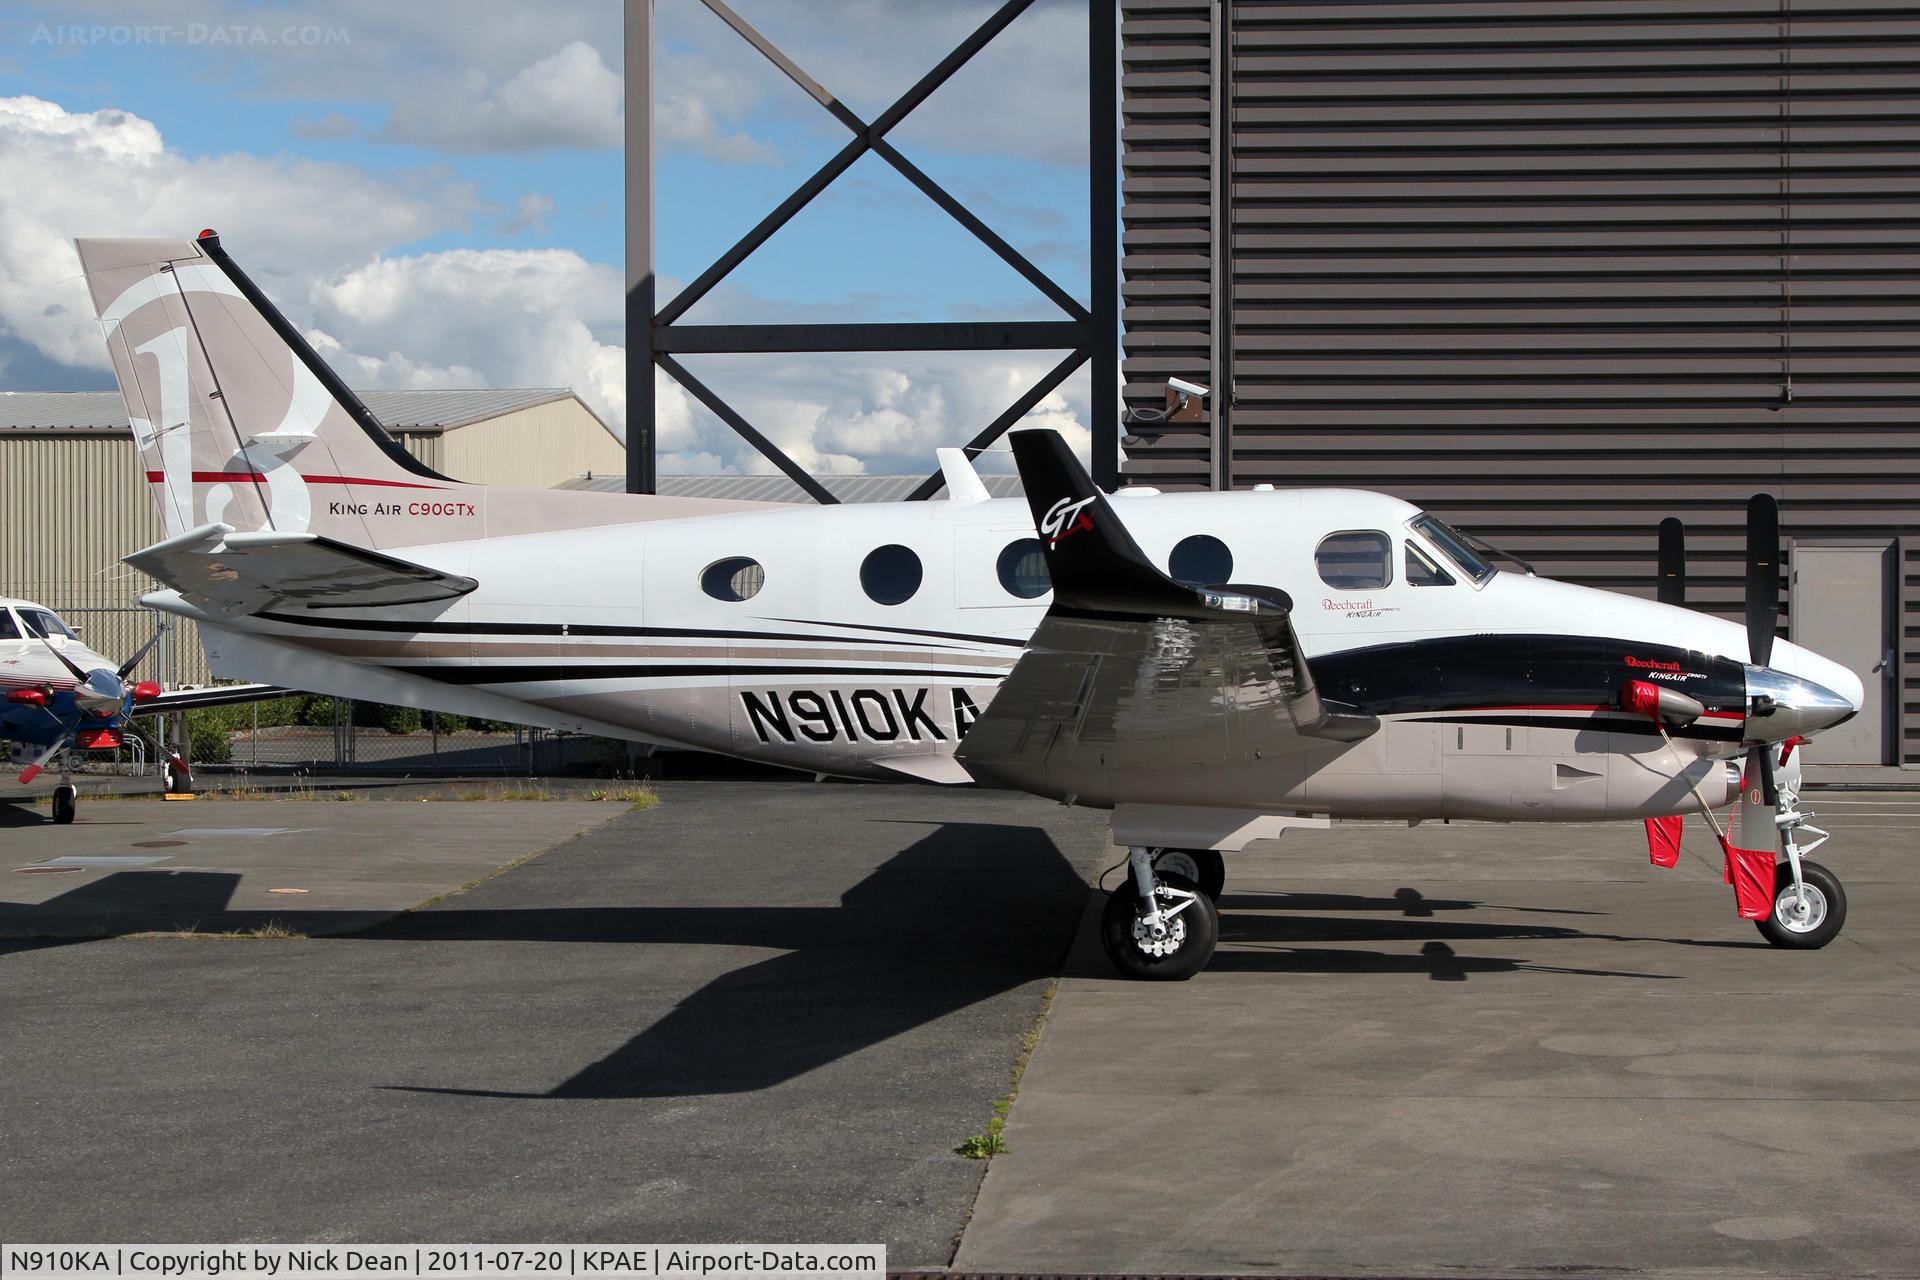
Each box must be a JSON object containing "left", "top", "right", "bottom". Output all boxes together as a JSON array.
[
  {"left": 439, "top": 401, "right": 625, "bottom": 488},
  {"left": 397, "top": 431, "right": 444, "bottom": 475},
  {"left": 1122, "top": 0, "right": 1920, "bottom": 767},
  {"left": 0, "top": 435, "right": 209, "bottom": 685}
]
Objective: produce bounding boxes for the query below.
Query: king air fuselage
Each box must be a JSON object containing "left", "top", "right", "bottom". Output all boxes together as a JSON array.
[{"left": 149, "top": 485, "right": 1863, "bottom": 821}]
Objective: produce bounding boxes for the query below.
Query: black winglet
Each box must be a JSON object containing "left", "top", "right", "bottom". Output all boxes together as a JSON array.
[{"left": 1010, "top": 429, "right": 1195, "bottom": 615}]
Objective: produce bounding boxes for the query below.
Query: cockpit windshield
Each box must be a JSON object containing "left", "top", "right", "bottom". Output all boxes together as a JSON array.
[
  {"left": 1409, "top": 514, "right": 1495, "bottom": 585},
  {"left": 20, "top": 609, "right": 77, "bottom": 640}
]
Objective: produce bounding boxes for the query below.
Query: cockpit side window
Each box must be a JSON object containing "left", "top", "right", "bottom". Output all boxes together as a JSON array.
[
  {"left": 1315, "top": 530, "right": 1392, "bottom": 590},
  {"left": 1409, "top": 514, "right": 1494, "bottom": 585},
  {"left": 1405, "top": 541, "right": 1456, "bottom": 587},
  {"left": 20, "top": 610, "right": 76, "bottom": 640},
  {"left": 0, "top": 609, "right": 19, "bottom": 640}
]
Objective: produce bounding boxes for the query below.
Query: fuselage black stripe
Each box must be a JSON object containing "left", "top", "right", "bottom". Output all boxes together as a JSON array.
[
  {"left": 254, "top": 610, "right": 982, "bottom": 651},
  {"left": 1401, "top": 712, "right": 1745, "bottom": 743},
  {"left": 385, "top": 663, "right": 1012, "bottom": 686},
  {"left": 770, "top": 617, "right": 1029, "bottom": 648}
]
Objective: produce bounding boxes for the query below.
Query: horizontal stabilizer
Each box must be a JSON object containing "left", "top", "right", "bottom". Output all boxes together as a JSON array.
[{"left": 125, "top": 522, "right": 477, "bottom": 616}]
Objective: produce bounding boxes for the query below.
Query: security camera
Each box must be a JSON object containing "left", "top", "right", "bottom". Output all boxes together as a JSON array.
[{"left": 1168, "top": 377, "right": 1210, "bottom": 400}]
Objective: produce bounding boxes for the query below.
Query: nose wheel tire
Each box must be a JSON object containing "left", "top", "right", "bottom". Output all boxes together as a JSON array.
[
  {"left": 51, "top": 784, "right": 76, "bottom": 825},
  {"left": 1755, "top": 859, "right": 1846, "bottom": 950},
  {"left": 1150, "top": 848, "right": 1226, "bottom": 903},
  {"left": 1100, "top": 872, "right": 1219, "bottom": 981}
]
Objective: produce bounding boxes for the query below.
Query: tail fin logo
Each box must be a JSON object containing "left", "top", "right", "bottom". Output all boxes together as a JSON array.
[{"left": 1042, "top": 495, "right": 1096, "bottom": 547}]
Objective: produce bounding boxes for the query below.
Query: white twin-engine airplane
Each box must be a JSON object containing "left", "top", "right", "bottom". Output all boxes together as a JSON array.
[{"left": 77, "top": 231, "right": 1864, "bottom": 978}]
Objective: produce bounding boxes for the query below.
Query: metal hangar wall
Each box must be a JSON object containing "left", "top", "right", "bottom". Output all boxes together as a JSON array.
[{"left": 1118, "top": 0, "right": 1920, "bottom": 777}]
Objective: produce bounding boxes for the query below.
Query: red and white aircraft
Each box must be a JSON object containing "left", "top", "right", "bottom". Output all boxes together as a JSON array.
[{"left": 74, "top": 231, "right": 1861, "bottom": 976}]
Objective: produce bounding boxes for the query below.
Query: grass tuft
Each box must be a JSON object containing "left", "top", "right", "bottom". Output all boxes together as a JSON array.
[{"left": 955, "top": 976, "right": 1058, "bottom": 1159}]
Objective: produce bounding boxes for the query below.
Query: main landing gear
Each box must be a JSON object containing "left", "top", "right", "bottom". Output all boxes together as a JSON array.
[
  {"left": 1101, "top": 846, "right": 1220, "bottom": 980},
  {"left": 1148, "top": 847, "right": 1225, "bottom": 903}
]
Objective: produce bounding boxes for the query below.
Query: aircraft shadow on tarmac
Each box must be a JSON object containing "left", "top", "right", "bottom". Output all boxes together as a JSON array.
[
  {"left": 0, "top": 821, "right": 1093, "bottom": 1098},
  {"left": 4, "top": 837, "right": 1731, "bottom": 1086}
]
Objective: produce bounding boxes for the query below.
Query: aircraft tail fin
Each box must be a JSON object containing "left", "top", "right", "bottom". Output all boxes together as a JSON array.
[{"left": 74, "top": 231, "right": 469, "bottom": 547}]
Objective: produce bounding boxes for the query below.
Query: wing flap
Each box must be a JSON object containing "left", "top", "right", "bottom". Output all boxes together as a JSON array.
[{"left": 125, "top": 522, "right": 477, "bottom": 617}]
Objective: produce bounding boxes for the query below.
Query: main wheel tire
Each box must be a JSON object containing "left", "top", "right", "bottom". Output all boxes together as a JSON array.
[
  {"left": 163, "top": 758, "right": 189, "bottom": 794},
  {"left": 1151, "top": 848, "right": 1226, "bottom": 903},
  {"left": 1755, "top": 858, "right": 1846, "bottom": 950},
  {"left": 1099, "top": 872, "right": 1219, "bottom": 981},
  {"left": 51, "top": 785, "right": 76, "bottom": 825}
]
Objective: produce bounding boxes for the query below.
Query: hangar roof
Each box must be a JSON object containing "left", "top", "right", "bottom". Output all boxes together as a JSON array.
[
  {"left": 0, "top": 388, "right": 589, "bottom": 436},
  {"left": 557, "top": 472, "right": 1026, "bottom": 503}
]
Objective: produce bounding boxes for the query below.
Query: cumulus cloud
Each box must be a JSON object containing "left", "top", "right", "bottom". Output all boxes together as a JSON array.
[
  {"left": 655, "top": 350, "right": 1094, "bottom": 477},
  {"left": 0, "top": 91, "right": 1097, "bottom": 477},
  {"left": 654, "top": 55, "right": 782, "bottom": 165},
  {"left": 0, "top": 94, "right": 477, "bottom": 372},
  {"left": 308, "top": 247, "right": 627, "bottom": 436},
  {"left": 378, "top": 40, "right": 623, "bottom": 153}
]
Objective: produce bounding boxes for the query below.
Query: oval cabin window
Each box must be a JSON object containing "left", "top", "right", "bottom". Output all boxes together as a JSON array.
[
  {"left": 1168, "top": 534, "right": 1233, "bottom": 587},
  {"left": 701, "top": 557, "right": 765, "bottom": 602},
  {"left": 996, "top": 538, "right": 1051, "bottom": 599},
  {"left": 860, "top": 544, "right": 923, "bottom": 605}
]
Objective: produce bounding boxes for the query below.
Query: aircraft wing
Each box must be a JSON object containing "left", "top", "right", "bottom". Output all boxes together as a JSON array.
[
  {"left": 956, "top": 431, "right": 1375, "bottom": 791},
  {"left": 125, "top": 523, "right": 477, "bottom": 617},
  {"left": 131, "top": 683, "right": 288, "bottom": 715}
]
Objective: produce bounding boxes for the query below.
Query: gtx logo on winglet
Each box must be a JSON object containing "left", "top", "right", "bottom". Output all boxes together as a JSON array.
[{"left": 1041, "top": 495, "right": 1096, "bottom": 546}]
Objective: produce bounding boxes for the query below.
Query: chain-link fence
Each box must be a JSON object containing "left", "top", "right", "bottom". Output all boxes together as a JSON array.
[{"left": 196, "top": 697, "right": 626, "bottom": 777}]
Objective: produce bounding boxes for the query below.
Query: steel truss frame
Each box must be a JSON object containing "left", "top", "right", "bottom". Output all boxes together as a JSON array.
[{"left": 626, "top": 0, "right": 1118, "bottom": 502}]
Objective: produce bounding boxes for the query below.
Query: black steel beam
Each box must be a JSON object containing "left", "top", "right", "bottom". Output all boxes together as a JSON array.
[
  {"left": 905, "top": 347, "right": 1089, "bottom": 501},
  {"left": 625, "top": 0, "right": 656, "bottom": 494},
  {"left": 1090, "top": 0, "right": 1119, "bottom": 491},
  {"left": 870, "top": 139, "right": 1089, "bottom": 323},
  {"left": 873, "top": 0, "right": 1033, "bottom": 137},
  {"left": 656, "top": 134, "right": 869, "bottom": 328},
  {"left": 658, "top": 321, "right": 1084, "bottom": 355},
  {"left": 655, "top": 353, "right": 841, "bottom": 505},
  {"left": 697, "top": 0, "right": 865, "bottom": 134}
]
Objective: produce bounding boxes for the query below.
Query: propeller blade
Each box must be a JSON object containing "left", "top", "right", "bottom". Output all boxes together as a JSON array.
[
  {"left": 116, "top": 625, "right": 166, "bottom": 681},
  {"left": 17, "top": 734, "right": 69, "bottom": 785},
  {"left": 38, "top": 635, "right": 88, "bottom": 683},
  {"left": 1745, "top": 493, "right": 1780, "bottom": 667},
  {"left": 1750, "top": 742, "right": 1780, "bottom": 807},
  {"left": 1656, "top": 517, "right": 1686, "bottom": 607}
]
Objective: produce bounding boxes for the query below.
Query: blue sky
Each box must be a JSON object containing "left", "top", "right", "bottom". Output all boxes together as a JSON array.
[{"left": 0, "top": 0, "right": 1099, "bottom": 472}]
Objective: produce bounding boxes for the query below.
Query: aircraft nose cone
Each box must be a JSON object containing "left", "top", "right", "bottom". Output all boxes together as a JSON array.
[{"left": 1744, "top": 663, "right": 1858, "bottom": 742}]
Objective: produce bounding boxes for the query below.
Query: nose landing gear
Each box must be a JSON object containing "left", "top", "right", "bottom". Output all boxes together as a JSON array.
[{"left": 1756, "top": 774, "right": 1845, "bottom": 949}]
